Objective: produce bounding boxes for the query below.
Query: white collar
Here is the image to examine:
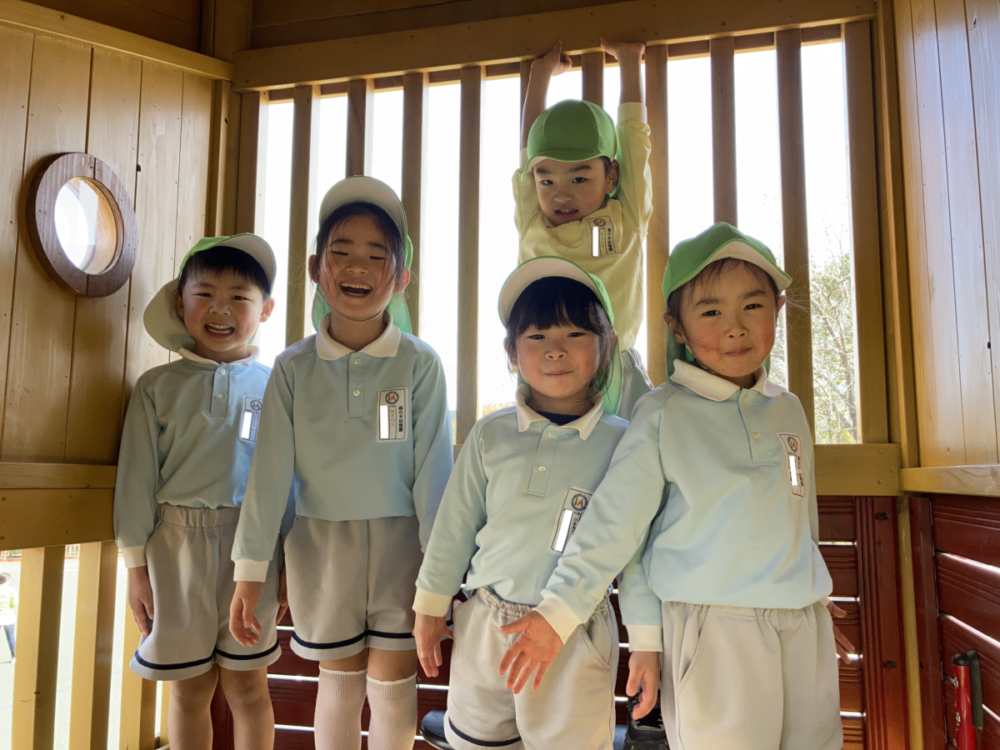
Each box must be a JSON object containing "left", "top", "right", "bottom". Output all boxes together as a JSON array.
[
  {"left": 514, "top": 384, "right": 604, "bottom": 440},
  {"left": 669, "top": 359, "right": 785, "bottom": 401},
  {"left": 178, "top": 346, "right": 259, "bottom": 367},
  {"left": 316, "top": 313, "right": 401, "bottom": 361}
]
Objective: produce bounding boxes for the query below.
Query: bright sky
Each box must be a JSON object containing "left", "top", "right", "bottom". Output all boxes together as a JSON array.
[{"left": 255, "top": 41, "right": 852, "bottom": 419}]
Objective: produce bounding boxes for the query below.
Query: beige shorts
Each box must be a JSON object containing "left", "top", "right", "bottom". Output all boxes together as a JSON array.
[
  {"left": 619, "top": 347, "right": 653, "bottom": 420},
  {"left": 660, "top": 601, "right": 843, "bottom": 750},
  {"left": 131, "top": 505, "right": 282, "bottom": 682},
  {"left": 284, "top": 515, "right": 421, "bottom": 661},
  {"left": 444, "top": 587, "right": 619, "bottom": 750}
]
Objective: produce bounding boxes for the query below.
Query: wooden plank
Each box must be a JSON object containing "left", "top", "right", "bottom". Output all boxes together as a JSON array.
[
  {"left": 710, "top": 36, "right": 736, "bottom": 225},
  {"left": 0, "top": 0, "right": 232, "bottom": 79},
  {"left": 286, "top": 84, "right": 319, "bottom": 346},
  {"left": 24, "top": 0, "right": 201, "bottom": 52},
  {"left": 519, "top": 58, "right": 531, "bottom": 112},
  {"left": 817, "top": 495, "right": 857, "bottom": 541},
  {"left": 175, "top": 73, "right": 214, "bottom": 266},
  {"left": 814, "top": 443, "right": 901, "bottom": 495},
  {"left": 11, "top": 546, "right": 65, "bottom": 748},
  {"left": 821, "top": 544, "right": 859, "bottom": 598},
  {"left": 233, "top": 0, "right": 878, "bottom": 91},
  {"left": 236, "top": 91, "right": 268, "bottom": 233},
  {"left": 0, "top": 488, "right": 114, "bottom": 550},
  {"left": 401, "top": 71, "right": 428, "bottom": 336},
  {"left": 206, "top": 79, "right": 230, "bottom": 236},
  {"left": 0, "top": 462, "right": 116, "bottom": 489},
  {"left": 581, "top": 50, "right": 604, "bottom": 106},
  {"left": 220, "top": 79, "right": 242, "bottom": 235},
  {"left": 644, "top": 43, "right": 668, "bottom": 388},
  {"left": 843, "top": 21, "right": 889, "bottom": 444},
  {"left": 1, "top": 35, "right": 90, "bottom": 464},
  {"left": 937, "top": 552, "right": 1000, "bottom": 645},
  {"left": 159, "top": 683, "right": 170, "bottom": 746},
  {"left": 68, "top": 541, "right": 118, "bottom": 750},
  {"left": 119, "top": 591, "right": 157, "bottom": 750},
  {"left": 456, "top": 66, "right": 481, "bottom": 443},
  {"left": 931, "top": 494, "right": 1000, "bottom": 568},
  {"left": 776, "top": 28, "right": 815, "bottom": 435},
  {"left": 346, "top": 77, "right": 374, "bottom": 177},
  {"left": 900, "top": 464, "right": 1000, "bottom": 497}
]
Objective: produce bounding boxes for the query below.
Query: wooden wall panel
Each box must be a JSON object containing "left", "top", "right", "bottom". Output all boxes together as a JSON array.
[
  {"left": 175, "top": 73, "right": 214, "bottom": 266},
  {"left": 25, "top": 0, "right": 203, "bottom": 51}
]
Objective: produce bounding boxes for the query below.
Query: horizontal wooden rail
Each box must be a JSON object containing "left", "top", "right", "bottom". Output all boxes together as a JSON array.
[
  {"left": 1, "top": 489, "right": 114, "bottom": 550},
  {"left": 814, "top": 444, "right": 901, "bottom": 495},
  {"left": 900, "top": 464, "right": 1000, "bottom": 496},
  {"left": 0, "top": 461, "right": 116, "bottom": 489}
]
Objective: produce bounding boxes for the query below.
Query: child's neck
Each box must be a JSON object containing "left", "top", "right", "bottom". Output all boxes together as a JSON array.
[
  {"left": 327, "top": 310, "right": 388, "bottom": 352},
  {"left": 527, "top": 389, "right": 593, "bottom": 417},
  {"left": 191, "top": 342, "right": 250, "bottom": 363},
  {"left": 691, "top": 358, "right": 758, "bottom": 390}
]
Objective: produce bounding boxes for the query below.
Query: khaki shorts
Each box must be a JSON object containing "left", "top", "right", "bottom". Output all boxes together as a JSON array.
[
  {"left": 284, "top": 515, "right": 421, "bottom": 661},
  {"left": 619, "top": 347, "right": 653, "bottom": 420},
  {"left": 131, "top": 505, "right": 282, "bottom": 682},
  {"left": 444, "top": 588, "right": 619, "bottom": 750},
  {"left": 660, "top": 601, "right": 843, "bottom": 750}
]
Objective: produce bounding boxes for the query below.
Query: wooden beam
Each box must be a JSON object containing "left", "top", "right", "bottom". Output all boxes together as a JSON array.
[
  {"left": 582, "top": 51, "right": 604, "bottom": 106},
  {"left": 814, "top": 443, "right": 900, "bottom": 496},
  {"left": 401, "top": 72, "right": 428, "bottom": 336},
  {"left": 11, "top": 546, "right": 65, "bottom": 748},
  {"left": 644, "top": 43, "right": 668, "bottom": 387},
  {"left": 159, "top": 684, "right": 171, "bottom": 747},
  {"left": 711, "top": 36, "right": 737, "bottom": 225},
  {"left": 519, "top": 59, "right": 531, "bottom": 113},
  {"left": 776, "top": 28, "right": 815, "bottom": 436},
  {"left": 232, "top": 0, "right": 876, "bottom": 91},
  {"left": 205, "top": 80, "right": 240, "bottom": 237},
  {"left": 0, "top": 0, "right": 233, "bottom": 80},
  {"left": 346, "top": 77, "right": 374, "bottom": 177},
  {"left": 456, "top": 66, "right": 482, "bottom": 443},
  {"left": 236, "top": 91, "right": 268, "bottom": 234},
  {"left": 899, "top": 464, "right": 1000, "bottom": 497},
  {"left": 0, "top": 462, "right": 116, "bottom": 489},
  {"left": 287, "top": 84, "right": 320, "bottom": 346},
  {"left": 0, "top": 489, "right": 114, "bottom": 551}
]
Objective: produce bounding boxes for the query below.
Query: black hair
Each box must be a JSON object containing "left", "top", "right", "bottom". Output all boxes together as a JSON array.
[
  {"left": 504, "top": 277, "right": 616, "bottom": 393},
  {"left": 314, "top": 203, "right": 406, "bottom": 287},
  {"left": 666, "top": 257, "right": 781, "bottom": 327},
  {"left": 0, "top": 573, "right": 9, "bottom": 584},
  {"left": 178, "top": 246, "right": 271, "bottom": 299}
]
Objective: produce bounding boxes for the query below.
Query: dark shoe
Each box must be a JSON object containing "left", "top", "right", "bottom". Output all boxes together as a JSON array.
[{"left": 622, "top": 690, "right": 669, "bottom": 750}]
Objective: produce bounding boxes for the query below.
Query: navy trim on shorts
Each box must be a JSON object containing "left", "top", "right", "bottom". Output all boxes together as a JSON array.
[
  {"left": 134, "top": 638, "right": 280, "bottom": 670},
  {"left": 215, "top": 639, "right": 280, "bottom": 661},
  {"left": 448, "top": 718, "right": 521, "bottom": 747},
  {"left": 292, "top": 628, "right": 414, "bottom": 650},
  {"left": 367, "top": 629, "right": 414, "bottom": 640}
]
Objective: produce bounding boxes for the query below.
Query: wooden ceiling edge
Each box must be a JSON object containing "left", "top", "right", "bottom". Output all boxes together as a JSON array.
[
  {"left": 899, "top": 465, "right": 1000, "bottom": 498},
  {"left": 0, "top": 0, "right": 233, "bottom": 80},
  {"left": 233, "top": 0, "right": 871, "bottom": 92}
]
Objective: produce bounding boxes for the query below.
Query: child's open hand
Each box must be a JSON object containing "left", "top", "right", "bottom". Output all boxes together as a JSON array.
[
  {"left": 497, "top": 610, "right": 563, "bottom": 693},
  {"left": 230, "top": 580, "right": 263, "bottom": 646},
  {"left": 275, "top": 567, "right": 289, "bottom": 625},
  {"left": 532, "top": 41, "right": 572, "bottom": 77},
  {"left": 600, "top": 37, "right": 645, "bottom": 62},
  {"left": 127, "top": 566, "right": 155, "bottom": 636},
  {"left": 626, "top": 651, "right": 661, "bottom": 719},
  {"left": 413, "top": 613, "right": 453, "bottom": 678},
  {"left": 827, "top": 600, "right": 856, "bottom": 662}
]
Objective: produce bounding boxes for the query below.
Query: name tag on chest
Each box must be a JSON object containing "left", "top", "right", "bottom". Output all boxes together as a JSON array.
[
  {"left": 550, "top": 487, "right": 593, "bottom": 554},
  {"left": 378, "top": 387, "right": 408, "bottom": 442},
  {"left": 240, "top": 396, "right": 263, "bottom": 443},
  {"left": 778, "top": 432, "right": 806, "bottom": 497},
  {"left": 588, "top": 216, "right": 617, "bottom": 257}
]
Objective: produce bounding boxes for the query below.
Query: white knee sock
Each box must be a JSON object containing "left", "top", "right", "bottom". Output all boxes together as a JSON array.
[
  {"left": 314, "top": 668, "right": 367, "bottom": 750},
  {"left": 365, "top": 673, "right": 417, "bottom": 750}
]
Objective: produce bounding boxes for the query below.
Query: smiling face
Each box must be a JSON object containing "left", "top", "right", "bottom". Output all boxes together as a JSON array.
[
  {"left": 509, "top": 323, "right": 604, "bottom": 415},
  {"left": 666, "top": 261, "right": 784, "bottom": 389},
  {"left": 174, "top": 268, "right": 274, "bottom": 363},
  {"left": 532, "top": 157, "right": 619, "bottom": 226}
]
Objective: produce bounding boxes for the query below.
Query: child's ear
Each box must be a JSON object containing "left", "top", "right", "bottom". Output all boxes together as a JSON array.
[
  {"left": 307, "top": 253, "right": 321, "bottom": 284},
  {"left": 394, "top": 267, "right": 411, "bottom": 294},
  {"left": 664, "top": 312, "right": 686, "bottom": 344},
  {"left": 505, "top": 337, "right": 518, "bottom": 370},
  {"left": 173, "top": 288, "right": 185, "bottom": 318},
  {"left": 259, "top": 297, "right": 276, "bottom": 323},
  {"left": 606, "top": 159, "right": 621, "bottom": 193},
  {"left": 776, "top": 294, "right": 787, "bottom": 317}
]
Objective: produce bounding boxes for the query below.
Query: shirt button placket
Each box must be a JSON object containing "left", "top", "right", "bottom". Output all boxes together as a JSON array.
[
  {"left": 212, "top": 367, "right": 229, "bottom": 417},
  {"left": 349, "top": 355, "right": 364, "bottom": 417},
  {"left": 527, "top": 427, "right": 558, "bottom": 496}
]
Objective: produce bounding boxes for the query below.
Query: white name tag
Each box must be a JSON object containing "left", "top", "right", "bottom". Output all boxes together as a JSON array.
[
  {"left": 588, "top": 216, "right": 616, "bottom": 257},
  {"left": 377, "top": 387, "right": 408, "bottom": 442},
  {"left": 778, "top": 432, "right": 806, "bottom": 497},
  {"left": 240, "top": 396, "right": 263, "bottom": 443},
  {"left": 549, "top": 487, "right": 593, "bottom": 554}
]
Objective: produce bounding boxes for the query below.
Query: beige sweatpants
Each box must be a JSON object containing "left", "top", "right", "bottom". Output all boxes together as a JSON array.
[{"left": 660, "top": 601, "right": 842, "bottom": 750}]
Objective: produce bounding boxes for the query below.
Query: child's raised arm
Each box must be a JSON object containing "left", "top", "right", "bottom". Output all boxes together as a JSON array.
[
  {"left": 601, "top": 37, "right": 645, "bottom": 105},
  {"left": 521, "top": 41, "right": 572, "bottom": 149}
]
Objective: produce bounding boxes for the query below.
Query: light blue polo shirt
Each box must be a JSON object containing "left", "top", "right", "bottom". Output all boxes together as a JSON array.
[
  {"left": 536, "top": 360, "right": 833, "bottom": 651},
  {"left": 413, "top": 386, "right": 628, "bottom": 616},
  {"left": 232, "top": 314, "right": 453, "bottom": 581},
  {"left": 113, "top": 348, "right": 271, "bottom": 569}
]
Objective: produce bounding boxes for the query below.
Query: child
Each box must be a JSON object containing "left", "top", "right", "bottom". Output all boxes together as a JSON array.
[
  {"left": 413, "top": 256, "right": 628, "bottom": 750},
  {"left": 517, "top": 38, "right": 653, "bottom": 419},
  {"left": 230, "top": 176, "right": 454, "bottom": 750},
  {"left": 498, "top": 224, "right": 854, "bottom": 749},
  {"left": 114, "top": 234, "right": 283, "bottom": 750},
  {"left": 0, "top": 572, "right": 16, "bottom": 663}
]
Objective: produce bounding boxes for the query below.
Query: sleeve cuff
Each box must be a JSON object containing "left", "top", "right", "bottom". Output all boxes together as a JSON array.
[
  {"left": 535, "top": 595, "right": 585, "bottom": 644},
  {"left": 412, "top": 588, "right": 454, "bottom": 617},
  {"left": 233, "top": 559, "right": 270, "bottom": 582},
  {"left": 121, "top": 546, "right": 147, "bottom": 569},
  {"left": 626, "top": 624, "right": 663, "bottom": 652},
  {"left": 619, "top": 102, "right": 647, "bottom": 124}
]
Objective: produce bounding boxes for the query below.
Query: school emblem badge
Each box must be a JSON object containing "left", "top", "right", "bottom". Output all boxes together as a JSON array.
[
  {"left": 550, "top": 487, "right": 594, "bottom": 554},
  {"left": 377, "top": 388, "right": 408, "bottom": 441},
  {"left": 385, "top": 391, "right": 399, "bottom": 405},
  {"left": 571, "top": 493, "right": 589, "bottom": 511},
  {"left": 240, "top": 396, "right": 263, "bottom": 443}
]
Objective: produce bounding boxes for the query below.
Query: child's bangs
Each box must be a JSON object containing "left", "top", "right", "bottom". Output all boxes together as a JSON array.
[
  {"left": 668, "top": 257, "right": 780, "bottom": 319},
  {"left": 507, "top": 277, "right": 606, "bottom": 337}
]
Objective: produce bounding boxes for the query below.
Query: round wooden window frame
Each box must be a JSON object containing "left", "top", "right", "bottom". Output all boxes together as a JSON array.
[{"left": 26, "top": 152, "right": 137, "bottom": 298}]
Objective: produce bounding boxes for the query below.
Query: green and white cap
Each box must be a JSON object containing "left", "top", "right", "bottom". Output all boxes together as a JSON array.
[
  {"left": 144, "top": 233, "right": 276, "bottom": 353},
  {"left": 523, "top": 100, "right": 619, "bottom": 192},
  {"left": 661, "top": 222, "right": 791, "bottom": 376},
  {"left": 498, "top": 256, "right": 622, "bottom": 414},
  {"left": 311, "top": 176, "right": 414, "bottom": 333}
]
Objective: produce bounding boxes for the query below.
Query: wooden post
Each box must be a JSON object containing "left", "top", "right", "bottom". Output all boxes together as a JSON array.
[
  {"left": 776, "top": 28, "right": 815, "bottom": 435},
  {"left": 582, "top": 51, "right": 604, "bottom": 106},
  {"left": 159, "top": 683, "right": 171, "bottom": 746},
  {"left": 401, "top": 71, "right": 428, "bottom": 336},
  {"left": 520, "top": 59, "right": 532, "bottom": 114},
  {"left": 206, "top": 80, "right": 233, "bottom": 236},
  {"left": 711, "top": 36, "right": 737, "bottom": 225},
  {"left": 346, "top": 77, "right": 374, "bottom": 177},
  {"left": 119, "top": 584, "right": 157, "bottom": 750},
  {"left": 645, "top": 43, "right": 669, "bottom": 387},
  {"left": 457, "top": 65, "right": 482, "bottom": 443},
  {"left": 236, "top": 91, "right": 269, "bottom": 234},
  {"left": 287, "top": 84, "right": 320, "bottom": 346}
]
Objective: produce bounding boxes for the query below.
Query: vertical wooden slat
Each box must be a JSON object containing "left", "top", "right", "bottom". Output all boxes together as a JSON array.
[
  {"left": 206, "top": 80, "right": 231, "bottom": 236},
  {"left": 118, "top": 592, "right": 157, "bottom": 750},
  {"left": 519, "top": 59, "right": 532, "bottom": 113},
  {"left": 159, "top": 684, "right": 170, "bottom": 746},
  {"left": 844, "top": 21, "right": 889, "bottom": 444},
  {"left": 644, "top": 43, "right": 669, "bottom": 388},
  {"left": 287, "top": 84, "right": 320, "bottom": 346},
  {"left": 11, "top": 546, "right": 66, "bottom": 749},
  {"left": 776, "top": 29, "right": 815, "bottom": 435},
  {"left": 457, "top": 65, "right": 482, "bottom": 443},
  {"left": 346, "top": 77, "right": 374, "bottom": 177},
  {"left": 582, "top": 51, "right": 604, "bottom": 106},
  {"left": 69, "top": 541, "right": 118, "bottom": 750},
  {"left": 221, "top": 81, "right": 242, "bottom": 236},
  {"left": 710, "top": 36, "right": 737, "bottom": 225},
  {"left": 401, "top": 71, "right": 428, "bottom": 336},
  {"left": 176, "top": 73, "right": 214, "bottom": 263},
  {"left": 236, "top": 91, "right": 268, "bottom": 234}
]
